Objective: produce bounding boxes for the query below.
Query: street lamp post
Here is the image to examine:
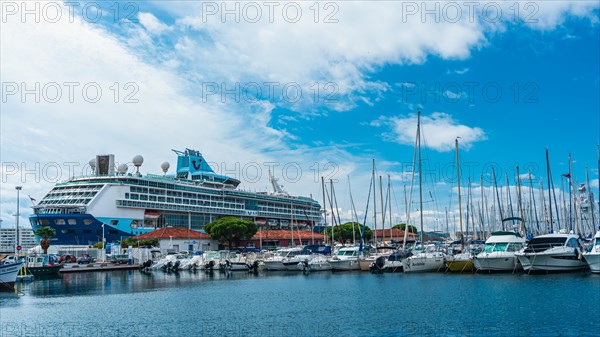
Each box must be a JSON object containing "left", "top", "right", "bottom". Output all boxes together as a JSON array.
[
  {"left": 15, "top": 186, "right": 22, "bottom": 254},
  {"left": 102, "top": 223, "right": 105, "bottom": 262}
]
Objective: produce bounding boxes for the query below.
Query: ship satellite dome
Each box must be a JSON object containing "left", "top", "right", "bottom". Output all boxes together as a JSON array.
[
  {"left": 89, "top": 158, "right": 96, "bottom": 169},
  {"left": 132, "top": 155, "right": 144, "bottom": 167},
  {"left": 161, "top": 161, "right": 170, "bottom": 172},
  {"left": 118, "top": 163, "right": 128, "bottom": 174}
]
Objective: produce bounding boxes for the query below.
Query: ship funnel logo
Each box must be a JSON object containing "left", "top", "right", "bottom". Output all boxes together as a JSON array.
[{"left": 192, "top": 159, "right": 202, "bottom": 170}]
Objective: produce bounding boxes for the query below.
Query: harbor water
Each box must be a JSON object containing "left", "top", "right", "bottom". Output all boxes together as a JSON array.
[{"left": 1, "top": 271, "right": 599, "bottom": 337}]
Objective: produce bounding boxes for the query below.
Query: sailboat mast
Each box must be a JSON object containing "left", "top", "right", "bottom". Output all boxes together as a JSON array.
[
  {"left": 516, "top": 166, "right": 526, "bottom": 235},
  {"left": 418, "top": 112, "right": 424, "bottom": 243},
  {"left": 321, "top": 176, "right": 328, "bottom": 244},
  {"left": 546, "top": 149, "right": 554, "bottom": 232},
  {"left": 348, "top": 177, "right": 357, "bottom": 245},
  {"left": 379, "top": 175, "right": 385, "bottom": 245},
  {"left": 455, "top": 138, "right": 464, "bottom": 252},
  {"left": 529, "top": 171, "right": 540, "bottom": 235},
  {"left": 480, "top": 174, "right": 489, "bottom": 237},
  {"left": 587, "top": 167, "right": 596, "bottom": 232},
  {"left": 492, "top": 167, "right": 504, "bottom": 230},
  {"left": 388, "top": 175, "right": 392, "bottom": 243},
  {"left": 568, "top": 153, "right": 573, "bottom": 231},
  {"left": 372, "top": 159, "right": 377, "bottom": 245}
]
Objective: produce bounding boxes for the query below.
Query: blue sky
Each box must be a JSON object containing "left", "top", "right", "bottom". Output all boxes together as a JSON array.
[{"left": 1, "top": 1, "right": 599, "bottom": 231}]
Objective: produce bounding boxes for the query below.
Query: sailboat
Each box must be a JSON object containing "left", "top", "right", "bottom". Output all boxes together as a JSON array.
[
  {"left": 402, "top": 112, "right": 447, "bottom": 273},
  {"left": 445, "top": 138, "right": 475, "bottom": 272}
]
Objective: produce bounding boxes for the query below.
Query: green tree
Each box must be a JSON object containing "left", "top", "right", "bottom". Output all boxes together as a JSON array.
[
  {"left": 392, "top": 223, "right": 418, "bottom": 234},
  {"left": 34, "top": 226, "right": 56, "bottom": 254},
  {"left": 114, "top": 238, "right": 158, "bottom": 248},
  {"left": 323, "top": 222, "right": 372, "bottom": 243},
  {"left": 204, "top": 216, "right": 257, "bottom": 249}
]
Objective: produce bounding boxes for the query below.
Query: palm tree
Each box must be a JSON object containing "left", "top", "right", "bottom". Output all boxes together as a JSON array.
[{"left": 34, "top": 226, "right": 56, "bottom": 254}]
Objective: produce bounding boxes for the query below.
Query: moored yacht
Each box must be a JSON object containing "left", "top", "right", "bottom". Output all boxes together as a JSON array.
[
  {"left": 328, "top": 246, "right": 361, "bottom": 271},
  {"left": 263, "top": 247, "right": 304, "bottom": 271},
  {"left": 583, "top": 230, "right": 600, "bottom": 273},
  {"left": 515, "top": 232, "right": 588, "bottom": 272},
  {"left": 0, "top": 260, "right": 25, "bottom": 289},
  {"left": 473, "top": 231, "right": 526, "bottom": 272},
  {"left": 402, "top": 244, "right": 446, "bottom": 273}
]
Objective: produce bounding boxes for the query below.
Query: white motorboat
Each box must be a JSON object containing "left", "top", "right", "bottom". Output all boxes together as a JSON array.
[
  {"left": 282, "top": 252, "right": 313, "bottom": 271},
  {"left": 179, "top": 255, "right": 202, "bottom": 270},
  {"left": 402, "top": 244, "right": 446, "bottom": 273},
  {"left": 328, "top": 246, "right": 361, "bottom": 271},
  {"left": 515, "top": 232, "right": 588, "bottom": 272},
  {"left": 0, "top": 261, "right": 24, "bottom": 289},
  {"left": 222, "top": 251, "right": 259, "bottom": 271},
  {"left": 359, "top": 246, "right": 392, "bottom": 271},
  {"left": 263, "top": 247, "right": 304, "bottom": 271},
  {"left": 308, "top": 255, "right": 332, "bottom": 271},
  {"left": 473, "top": 231, "right": 526, "bottom": 272},
  {"left": 583, "top": 230, "right": 600, "bottom": 273}
]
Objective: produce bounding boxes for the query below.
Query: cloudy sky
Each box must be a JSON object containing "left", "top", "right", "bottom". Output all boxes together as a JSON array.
[{"left": 1, "top": 1, "right": 599, "bottom": 232}]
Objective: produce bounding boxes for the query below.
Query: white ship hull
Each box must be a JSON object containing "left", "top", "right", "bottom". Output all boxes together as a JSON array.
[
  {"left": 402, "top": 254, "right": 445, "bottom": 273},
  {"left": 263, "top": 261, "right": 287, "bottom": 271},
  {"left": 0, "top": 262, "right": 23, "bottom": 288},
  {"left": 583, "top": 253, "right": 600, "bottom": 273},
  {"left": 516, "top": 252, "right": 587, "bottom": 272},
  {"left": 308, "top": 262, "right": 332, "bottom": 271},
  {"left": 329, "top": 258, "right": 360, "bottom": 271},
  {"left": 473, "top": 253, "right": 521, "bottom": 272}
]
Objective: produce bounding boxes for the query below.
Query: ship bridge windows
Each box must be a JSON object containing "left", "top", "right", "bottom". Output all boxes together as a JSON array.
[
  {"left": 110, "top": 220, "right": 119, "bottom": 226},
  {"left": 56, "top": 219, "right": 66, "bottom": 225},
  {"left": 566, "top": 238, "right": 578, "bottom": 248},
  {"left": 68, "top": 219, "right": 77, "bottom": 225},
  {"left": 83, "top": 219, "right": 93, "bottom": 225}
]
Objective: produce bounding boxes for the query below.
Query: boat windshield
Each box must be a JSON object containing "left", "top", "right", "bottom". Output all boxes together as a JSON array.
[
  {"left": 337, "top": 250, "right": 356, "bottom": 256},
  {"left": 483, "top": 244, "right": 494, "bottom": 253},
  {"left": 524, "top": 237, "right": 567, "bottom": 253},
  {"left": 506, "top": 243, "right": 523, "bottom": 252},
  {"left": 492, "top": 243, "right": 508, "bottom": 252},
  {"left": 528, "top": 237, "right": 566, "bottom": 246},
  {"left": 205, "top": 252, "right": 221, "bottom": 259}
]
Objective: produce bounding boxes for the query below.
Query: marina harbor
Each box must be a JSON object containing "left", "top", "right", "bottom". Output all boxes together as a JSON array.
[{"left": 3, "top": 1, "right": 600, "bottom": 336}]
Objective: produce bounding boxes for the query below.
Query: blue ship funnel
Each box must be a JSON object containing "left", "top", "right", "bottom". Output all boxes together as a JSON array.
[{"left": 172, "top": 148, "right": 240, "bottom": 186}]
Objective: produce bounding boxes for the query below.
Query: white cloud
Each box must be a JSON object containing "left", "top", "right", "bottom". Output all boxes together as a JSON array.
[
  {"left": 138, "top": 12, "right": 172, "bottom": 35},
  {"left": 376, "top": 112, "right": 486, "bottom": 152}
]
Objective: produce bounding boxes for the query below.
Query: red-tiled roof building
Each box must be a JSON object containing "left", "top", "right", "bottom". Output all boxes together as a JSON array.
[{"left": 132, "top": 227, "right": 217, "bottom": 254}]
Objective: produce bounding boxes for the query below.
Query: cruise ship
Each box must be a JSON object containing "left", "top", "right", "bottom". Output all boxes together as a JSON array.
[{"left": 30, "top": 149, "right": 322, "bottom": 246}]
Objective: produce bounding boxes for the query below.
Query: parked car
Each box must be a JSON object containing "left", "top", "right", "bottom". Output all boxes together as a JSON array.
[
  {"left": 109, "top": 254, "right": 129, "bottom": 264},
  {"left": 59, "top": 254, "right": 77, "bottom": 264},
  {"left": 77, "top": 254, "right": 93, "bottom": 264}
]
